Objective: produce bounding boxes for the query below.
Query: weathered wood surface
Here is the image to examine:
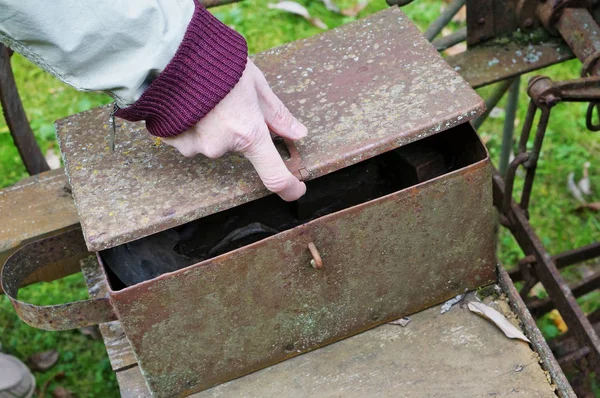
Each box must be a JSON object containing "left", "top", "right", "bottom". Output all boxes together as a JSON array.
[
  {"left": 0, "top": 169, "right": 80, "bottom": 289},
  {"left": 107, "top": 292, "right": 556, "bottom": 397},
  {"left": 0, "top": 44, "right": 49, "bottom": 175}
]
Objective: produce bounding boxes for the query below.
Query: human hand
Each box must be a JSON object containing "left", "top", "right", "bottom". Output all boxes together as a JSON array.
[{"left": 161, "top": 58, "right": 308, "bottom": 201}]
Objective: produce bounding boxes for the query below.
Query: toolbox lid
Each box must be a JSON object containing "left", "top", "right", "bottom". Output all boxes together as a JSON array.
[{"left": 56, "top": 7, "right": 485, "bottom": 252}]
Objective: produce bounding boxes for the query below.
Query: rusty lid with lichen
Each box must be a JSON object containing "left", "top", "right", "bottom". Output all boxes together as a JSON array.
[{"left": 56, "top": 7, "right": 485, "bottom": 252}]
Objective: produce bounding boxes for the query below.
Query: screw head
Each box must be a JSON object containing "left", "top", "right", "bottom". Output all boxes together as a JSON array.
[{"left": 477, "top": 17, "right": 485, "bottom": 25}]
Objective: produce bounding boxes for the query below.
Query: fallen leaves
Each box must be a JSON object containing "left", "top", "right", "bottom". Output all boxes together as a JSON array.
[
  {"left": 548, "top": 309, "right": 568, "bottom": 334},
  {"left": 45, "top": 148, "right": 61, "bottom": 170},
  {"left": 28, "top": 350, "right": 59, "bottom": 372},
  {"left": 440, "top": 294, "right": 464, "bottom": 314},
  {"left": 568, "top": 162, "right": 594, "bottom": 206},
  {"left": 38, "top": 371, "right": 65, "bottom": 398},
  {"left": 578, "top": 162, "right": 591, "bottom": 195},
  {"left": 320, "top": 0, "right": 339, "bottom": 13},
  {"left": 79, "top": 325, "right": 102, "bottom": 340},
  {"left": 389, "top": 317, "right": 411, "bottom": 327},
  {"left": 52, "top": 386, "right": 75, "bottom": 398},
  {"left": 575, "top": 202, "right": 600, "bottom": 212},
  {"left": 269, "top": 0, "right": 370, "bottom": 30},
  {"left": 467, "top": 301, "right": 531, "bottom": 343},
  {"left": 341, "top": 0, "right": 369, "bottom": 17},
  {"left": 268, "top": 2, "right": 328, "bottom": 29},
  {"left": 567, "top": 171, "right": 586, "bottom": 203}
]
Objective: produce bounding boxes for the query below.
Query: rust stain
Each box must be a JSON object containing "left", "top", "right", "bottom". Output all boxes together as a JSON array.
[{"left": 55, "top": 7, "right": 485, "bottom": 252}]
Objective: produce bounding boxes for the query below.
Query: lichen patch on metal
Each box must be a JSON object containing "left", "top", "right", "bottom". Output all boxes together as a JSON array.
[{"left": 55, "top": 8, "right": 484, "bottom": 252}]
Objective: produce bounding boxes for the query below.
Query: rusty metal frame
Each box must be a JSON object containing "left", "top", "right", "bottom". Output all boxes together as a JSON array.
[
  {"left": 455, "top": 2, "right": 600, "bottom": 389},
  {"left": 0, "top": 0, "right": 598, "bottom": 394},
  {"left": 0, "top": 44, "right": 49, "bottom": 175},
  {"left": 494, "top": 72, "right": 600, "bottom": 378},
  {"left": 389, "top": 0, "right": 600, "bottom": 390}
]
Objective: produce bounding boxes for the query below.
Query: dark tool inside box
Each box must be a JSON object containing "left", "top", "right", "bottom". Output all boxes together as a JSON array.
[
  {"left": 101, "top": 123, "right": 486, "bottom": 289},
  {"left": 43, "top": 8, "right": 495, "bottom": 397}
]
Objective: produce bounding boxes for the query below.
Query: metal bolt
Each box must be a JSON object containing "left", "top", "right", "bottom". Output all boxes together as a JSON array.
[
  {"left": 524, "top": 18, "right": 533, "bottom": 28},
  {"left": 477, "top": 17, "right": 485, "bottom": 25}
]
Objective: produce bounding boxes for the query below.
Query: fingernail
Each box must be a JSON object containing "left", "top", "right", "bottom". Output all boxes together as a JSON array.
[{"left": 291, "top": 119, "right": 308, "bottom": 139}]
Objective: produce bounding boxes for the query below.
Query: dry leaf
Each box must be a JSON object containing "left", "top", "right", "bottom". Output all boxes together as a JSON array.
[
  {"left": 489, "top": 107, "right": 505, "bottom": 119},
  {"left": 440, "top": 294, "right": 463, "bottom": 314},
  {"left": 443, "top": 42, "right": 466, "bottom": 56},
  {"left": 567, "top": 172, "right": 586, "bottom": 203},
  {"left": 38, "top": 371, "right": 65, "bottom": 398},
  {"left": 341, "top": 0, "right": 369, "bottom": 17},
  {"left": 79, "top": 325, "right": 102, "bottom": 340},
  {"left": 320, "top": 0, "right": 340, "bottom": 13},
  {"left": 575, "top": 202, "right": 600, "bottom": 212},
  {"left": 578, "top": 161, "right": 591, "bottom": 196},
  {"left": 389, "top": 317, "right": 411, "bottom": 327},
  {"left": 45, "top": 148, "right": 61, "bottom": 170},
  {"left": 52, "top": 386, "right": 74, "bottom": 398},
  {"left": 467, "top": 301, "right": 531, "bottom": 343},
  {"left": 268, "top": 2, "right": 328, "bottom": 29},
  {"left": 514, "top": 364, "right": 524, "bottom": 372},
  {"left": 28, "top": 350, "right": 59, "bottom": 372},
  {"left": 452, "top": 5, "right": 466, "bottom": 23},
  {"left": 548, "top": 309, "right": 568, "bottom": 334}
]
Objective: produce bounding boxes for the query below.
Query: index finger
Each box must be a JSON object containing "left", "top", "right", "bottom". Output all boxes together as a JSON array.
[{"left": 243, "top": 124, "right": 306, "bottom": 201}]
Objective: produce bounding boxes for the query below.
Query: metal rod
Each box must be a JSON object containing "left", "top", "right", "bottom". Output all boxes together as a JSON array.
[
  {"left": 423, "top": 0, "right": 466, "bottom": 41},
  {"left": 0, "top": 44, "right": 50, "bottom": 175},
  {"left": 493, "top": 171, "right": 600, "bottom": 374},
  {"left": 527, "top": 272, "right": 600, "bottom": 315},
  {"left": 520, "top": 107, "right": 551, "bottom": 212},
  {"left": 497, "top": 265, "right": 577, "bottom": 397},
  {"left": 556, "top": 8, "right": 600, "bottom": 76},
  {"left": 557, "top": 346, "right": 591, "bottom": 366},
  {"left": 510, "top": 242, "right": 600, "bottom": 280},
  {"left": 432, "top": 27, "right": 467, "bottom": 51},
  {"left": 502, "top": 152, "right": 528, "bottom": 215},
  {"left": 472, "top": 78, "right": 516, "bottom": 130},
  {"left": 517, "top": 100, "right": 537, "bottom": 155},
  {"left": 499, "top": 77, "right": 520, "bottom": 176}
]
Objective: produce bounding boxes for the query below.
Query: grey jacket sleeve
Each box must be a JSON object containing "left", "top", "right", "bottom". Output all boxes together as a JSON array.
[{"left": 0, "top": 0, "right": 194, "bottom": 106}]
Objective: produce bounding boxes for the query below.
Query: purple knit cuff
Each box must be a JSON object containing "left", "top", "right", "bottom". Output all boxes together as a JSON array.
[{"left": 115, "top": 2, "right": 248, "bottom": 137}]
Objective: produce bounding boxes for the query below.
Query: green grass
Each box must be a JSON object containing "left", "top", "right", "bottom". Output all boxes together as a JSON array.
[{"left": 0, "top": 0, "right": 598, "bottom": 395}]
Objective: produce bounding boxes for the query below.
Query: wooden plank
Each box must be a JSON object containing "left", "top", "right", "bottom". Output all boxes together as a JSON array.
[
  {"left": 114, "top": 293, "right": 556, "bottom": 397},
  {"left": 0, "top": 44, "right": 49, "bottom": 175},
  {"left": 0, "top": 168, "right": 80, "bottom": 287}
]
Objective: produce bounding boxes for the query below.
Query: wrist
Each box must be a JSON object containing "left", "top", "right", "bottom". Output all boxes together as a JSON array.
[{"left": 115, "top": 2, "right": 248, "bottom": 137}]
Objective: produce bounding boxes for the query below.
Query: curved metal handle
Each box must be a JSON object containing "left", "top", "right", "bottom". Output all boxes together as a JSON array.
[
  {"left": 1, "top": 228, "right": 117, "bottom": 331},
  {"left": 586, "top": 102, "right": 600, "bottom": 131},
  {"left": 308, "top": 242, "right": 323, "bottom": 269}
]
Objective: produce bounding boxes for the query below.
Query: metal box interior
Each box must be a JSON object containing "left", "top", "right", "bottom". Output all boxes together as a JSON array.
[
  {"left": 92, "top": 122, "right": 497, "bottom": 396},
  {"left": 39, "top": 8, "right": 495, "bottom": 397}
]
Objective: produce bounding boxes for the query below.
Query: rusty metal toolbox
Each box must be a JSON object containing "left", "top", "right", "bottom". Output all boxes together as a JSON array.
[{"left": 3, "top": 8, "right": 496, "bottom": 398}]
